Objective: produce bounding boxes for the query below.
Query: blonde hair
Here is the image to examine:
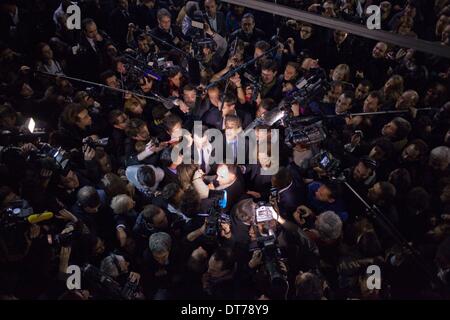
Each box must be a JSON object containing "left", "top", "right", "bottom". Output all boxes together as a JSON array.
[
  {"left": 332, "top": 64, "right": 351, "bottom": 82},
  {"left": 124, "top": 96, "right": 145, "bottom": 114}
]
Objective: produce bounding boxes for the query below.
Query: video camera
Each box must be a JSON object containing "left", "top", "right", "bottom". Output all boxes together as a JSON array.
[
  {"left": 251, "top": 201, "right": 287, "bottom": 283},
  {"left": 204, "top": 190, "right": 229, "bottom": 240},
  {"left": 29, "top": 143, "right": 71, "bottom": 175},
  {"left": 284, "top": 118, "right": 327, "bottom": 148},
  {"left": 83, "top": 137, "right": 109, "bottom": 149},
  {"left": 81, "top": 264, "right": 140, "bottom": 300},
  {"left": 312, "top": 150, "right": 342, "bottom": 178}
]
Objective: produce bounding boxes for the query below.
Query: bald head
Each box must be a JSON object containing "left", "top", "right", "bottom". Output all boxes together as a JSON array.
[
  {"left": 372, "top": 42, "right": 388, "bottom": 59},
  {"left": 396, "top": 90, "right": 419, "bottom": 110}
]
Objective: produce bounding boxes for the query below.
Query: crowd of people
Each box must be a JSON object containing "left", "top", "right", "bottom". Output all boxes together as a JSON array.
[{"left": 0, "top": 0, "right": 449, "bottom": 300}]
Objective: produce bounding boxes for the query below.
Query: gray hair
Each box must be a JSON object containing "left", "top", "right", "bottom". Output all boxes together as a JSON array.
[
  {"left": 430, "top": 146, "right": 450, "bottom": 165},
  {"left": 149, "top": 232, "right": 172, "bottom": 253},
  {"left": 100, "top": 254, "right": 120, "bottom": 278},
  {"left": 315, "top": 211, "right": 343, "bottom": 241},
  {"left": 110, "top": 194, "right": 132, "bottom": 215}
]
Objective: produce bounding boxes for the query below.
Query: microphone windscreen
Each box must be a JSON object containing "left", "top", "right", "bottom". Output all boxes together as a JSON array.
[{"left": 27, "top": 211, "right": 54, "bottom": 224}]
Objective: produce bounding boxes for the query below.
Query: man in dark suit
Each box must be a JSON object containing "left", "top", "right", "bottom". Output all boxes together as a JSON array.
[
  {"left": 108, "top": 0, "right": 137, "bottom": 49},
  {"left": 229, "top": 13, "right": 266, "bottom": 60},
  {"left": 202, "top": 93, "right": 252, "bottom": 130},
  {"left": 74, "top": 19, "right": 107, "bottom": 82},
  {"left": 204, "top": 0, "right": 226, "bottom": 36},
  {"left": 136, "top": 0, "right": 158, "bottom": 30},
  {"left": 150, "top": 8, "right": 185, "bottom": 52},
  {"left": 271, "top": 167, "right": 305, "bottom": 221}
]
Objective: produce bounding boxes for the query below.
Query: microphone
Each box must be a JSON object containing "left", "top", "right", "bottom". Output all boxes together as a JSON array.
[
  {"left": 132, "top": 65, "right": 161, "bottom": 81},
  {"left": 27, "top": 211, "right": 54, "bottom": 224},
  {"left": 243, "top": 72, "right": 257, "bottom": 84}
]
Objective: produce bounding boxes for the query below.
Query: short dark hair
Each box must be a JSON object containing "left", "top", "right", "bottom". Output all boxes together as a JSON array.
[
  {"left": 224, "top": 114, "right": 242, "bottom": 128},
  {"left": 342, "top": 90, "right": 355, "bottom": 101},
  {"left": 358, "top": 79, "right": 372, "bottom": 90},
  {"left": 408, "top": 139, "right": 429, "bottom": 158},
  {"left": 125, "top": 118, "right": 146, "bottom": 138},
  {"left": 388, "top": 168, "right": 411, "bottom": 194},
  {"left": 137, "top": 166, "right": 156, "bottom": 188},
  {"left": 61, "top": 103, "right": 87, "bottom": 126},
  {"left": 108, "top": 109, "right": 125, "bottom": 126},
  {"left": 368, "top": 90, "right": 384, "bottom": 105},
  {"left": 222, "top": 92, "right": 237, "bottom": 105},
  {"left": 295, "top": 272, "right": 323, "bottom": 300},
  {"left": 272, "top": 167, "right": 292, "bottom": 189},
  {"left": 260, "top": 98, "right": 276, "bottom": 111},
  {"left": 82, "top": 18, "right": 95, "bottom": 32},
  {"left": 323, "top": 180, "right": 342, "bottom": 200},
  {"left": 377, "top": 181, "right": 396, "bottom": 205},
  {"left": 100, "top": 70, "right": 116, "bottom": 84},
  {"left": 211, "top": 247, "right": 235, "bottom": 272},
  {"left": 261, "top": 59, "right": 278, "bottom": 73},
  {"left": 406, "top": 187, "right": 430, "bottom": 214},
  {"left": 141, "top": 204, "right": 164, "bottom": 223},
  {"left": 183, "top": 84, "right": 196, "bottom": 93},
  {"left": 242, "top": 13, "right": 255, "bottom": 21},
  {"left": 77, "top": 186, "right": 100, "bottom": 208},
  {"left": 255, "top": 40, "right": 270, "bottom": 52},
  {"left": 392, "top": 117, "right": 412, "bottom": 139},
  {"left": 163, "top": 114, "right": 182, "bottom": 132},
  {"left": 372, "top": 138, "right": 394, "bottom": 159}
]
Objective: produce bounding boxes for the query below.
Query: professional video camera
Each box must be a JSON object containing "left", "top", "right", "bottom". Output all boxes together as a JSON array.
[
  {"left": 81, "top": 264, "right": 141, "bottom": 300},
  {"left": 284, "top": 117, "right": 327, "bottom": 148},
  {"left": 29, "top": 143, "right": 71, "bottom": 175},
  {"left": 251, "top": 201, "right": 287, "bottom": 283},
  {"left": 204, "top": 190, "right": 228, "bottom": 240}
]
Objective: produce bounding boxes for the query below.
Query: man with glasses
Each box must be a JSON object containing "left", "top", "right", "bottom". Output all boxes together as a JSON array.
[{"left": 229, "top": 13, "right": 266, "bottom": 59}]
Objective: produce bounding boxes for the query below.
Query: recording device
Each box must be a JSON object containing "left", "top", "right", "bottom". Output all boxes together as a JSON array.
[
  {"left": 83, "top": 137, "right": 109, "bottom": 149},
  {"left": 27, "top": 143, "right": 71, "bottom": 176},
  {"left": 289, "top": 67, "right": 328, "bottom": 104},
  {"left": 312, "top": 150, "right": 342, "bottom": 177},
  {"left": 81, "top": 264, "right": 140, "bottom": 300},
  {"left": 0, "top": 199, "right": 54, "bottom": 252},
  {"left": 251, "top": 201, "right": 287, "bottom": 283},
  {"left": 284, "top": 119, "right": 327, "bottom": 148},
  {"left": 204, "top": 190, "right": 228, "bottom": 240},
  {"left": 47, "top": 230, "right": 74, "bottom": 247}
]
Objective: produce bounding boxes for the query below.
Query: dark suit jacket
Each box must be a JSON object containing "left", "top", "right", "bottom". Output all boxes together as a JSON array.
[
  {"left": 277, "top": 182, "right": 305, "bottom": 220},
  {"left": 207, "top": 12, "right": 227, "bottom": 37},
  {"left": 150, "top": 26, "right": 185, "bottom": 52},
  {"left": 75, "top": 35, "right": 106, "bottom": 82},
  {"left": 202, "top": 107, "right": 252, "bottom": 130},
  {"left": 109, "top": 8, "right": 136, "bottom": 49}
]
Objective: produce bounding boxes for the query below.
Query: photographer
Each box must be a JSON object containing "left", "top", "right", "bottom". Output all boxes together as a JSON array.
[{"left": 99, "top": 252, "right": 144, "bottom": 299}]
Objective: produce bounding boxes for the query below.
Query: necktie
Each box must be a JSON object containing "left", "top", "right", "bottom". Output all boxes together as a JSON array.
[{"left": 200, "top": 149, "right": 206, "bottom": 172}]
